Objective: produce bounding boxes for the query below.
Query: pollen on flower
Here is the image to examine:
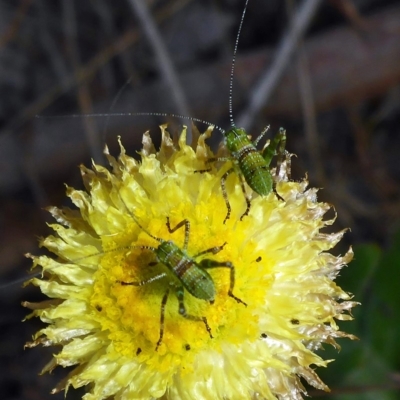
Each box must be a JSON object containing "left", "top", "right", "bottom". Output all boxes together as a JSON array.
[{"left": 24, "top": 125, "right": 357, "bottom": 400}]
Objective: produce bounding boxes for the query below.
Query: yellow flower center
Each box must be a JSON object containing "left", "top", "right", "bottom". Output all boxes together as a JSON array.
[{"left": 88, "top": 190, "right": 277, "bottom": 370}]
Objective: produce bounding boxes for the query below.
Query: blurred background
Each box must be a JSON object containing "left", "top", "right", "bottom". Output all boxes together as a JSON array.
[{"left": 0, "top": 0, "right": 399, "bottom": 398}]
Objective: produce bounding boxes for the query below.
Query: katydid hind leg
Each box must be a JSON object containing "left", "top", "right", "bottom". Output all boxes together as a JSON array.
[
  {"left": 275, "top": 128, "right": 287, "bottom": 178},
  {"left": 175, "top": 285, "right": 213, "bottom": 338},
  {"left": 262, "top": 127, "right": 287, "bottom": 168},
  {"left": 155, "top": 288, "right": 170, "bottom": 351},
  {"left": 200, "top": 259, "right": 247, "bottom": 306}
]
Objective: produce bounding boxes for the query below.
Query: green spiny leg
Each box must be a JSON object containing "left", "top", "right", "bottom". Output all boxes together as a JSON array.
[
  {"left": 220, "top": 167, "right": 234, "bottom": 224},
  {"left": 285, "top": 150, "right": 292, "bottom": 178},
  {"left": 252, "top": 125, "right": 271, "bottom": 147},
  {"left": 194, "top": 157, "right": 248, "bottom": 224},
  {"left": 200, "top": 259, "right": 247, "bottom": 306},
  {"left": 194, "top": 156, "right": 232, "bottom": 175},
  {"left": 274, "top": 128, "right": 287, "bottom": 178},
  {"left": 174, "top": 285, "right": 213, "bottom": 339},
  {"left": 166, "top": 217, "right": 190, "bottom": 250},
  {"left": 193, "top": 155, "right": 233, "bottom": 175},
  {"left": 221, "top": 166, "right": 251, "bottom": 224},
  {"left": 194, "top": 158, "right": 233, "bottom": 223},
  {"left": 119, "top": 265, "right": 169, "bottom": 351},
  {"left": 155, "top": 288, "right": 170, "bottom": 351},
  {"left": 285, "top": 149, "right": 292, "bottom": 179},
  {"left": 194, "top": 242, "right": 227, "bottom": 258},
  {"left": 193, "top": 157, "right": 218, "bottom": 174},
  {"left": 262, "top": 127, "right": 287, "bottom": 199},
  {"left": 261, "top": 127, "right": 286, "bottom": 167},
  {"left": 275, "top": 128, "right": 292, "bottom": 180},
  {"left": 117, "top": 271, "right": 168, "bottom": 287},
  {"left": 119, "top": 271, "right": 172, "bottom": 351},
  {"left": 237, "top": 170, "right": 251, "bottom": 221}
]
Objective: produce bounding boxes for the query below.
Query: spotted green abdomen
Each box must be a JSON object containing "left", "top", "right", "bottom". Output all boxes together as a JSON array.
[
  {"left": 180, "top": 267, "right": 215, "bottom": 301},
  {"left": 237, "top": 146, "right": 273, "bottom": 195}
]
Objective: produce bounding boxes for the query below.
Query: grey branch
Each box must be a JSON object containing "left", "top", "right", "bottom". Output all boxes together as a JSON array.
[
  {"left": 237, "top": 0, "right": 323, "bottom": 129},
  {"left": 127, "top": 0, "right": 191, "bottom": 133}
]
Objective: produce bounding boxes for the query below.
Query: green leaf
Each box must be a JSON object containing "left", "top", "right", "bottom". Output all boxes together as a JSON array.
[
  {"left": 367, "top": 229, "right": 400, "bottom": 368},
  {"left": 315, "top": 346, "right": 398, "bottom": 400}
]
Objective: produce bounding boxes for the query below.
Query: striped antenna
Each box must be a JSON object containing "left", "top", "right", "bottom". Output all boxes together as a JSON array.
[
  {"left": 0, "top": 244, "right": 142, "bottom": 289},
  {"left": 0, "top": 192, "right": 162, "bottom": 290},
  {"left": 0, "top": 274, "right": 39, "bottom": 289},
  {"left": 131, "top": 212, "right": 162, "bottom": 243},
  {"left": 117, "top": 192, "right": 163, "bottom": 243},
  {"left": 229, "top": 0, "right": 251, "bottom": 127},
  {"left": 37, "top": 112, "right": 226, "bottom": 135}
]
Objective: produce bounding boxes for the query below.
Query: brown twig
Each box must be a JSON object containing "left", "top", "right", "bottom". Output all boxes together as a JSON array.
[{"left": 0, "top": 0, "right": 33, "bottom": 48}]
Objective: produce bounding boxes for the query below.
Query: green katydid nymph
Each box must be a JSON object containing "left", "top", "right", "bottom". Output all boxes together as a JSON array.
[{"left": 117, "top": 212, "right": 247, "bottom": 351}]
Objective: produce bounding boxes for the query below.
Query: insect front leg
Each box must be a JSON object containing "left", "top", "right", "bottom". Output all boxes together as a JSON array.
[
  {"left": 262, "top": 127, "right": 287, "bottom": 170},
  {"left": 193, "top": 157, "right": 218, "bottom": 174},
  {"left": 166, "top": 217, "right": 190, "bottom": 251},
  {"left": 118, "top": 270, "right": 170, "bottom": 351},
  {"left": 200, "top": 259, "right": 247, "bottom": 306},
  {"left": 274, "top": 128, "right": 287, "bottom": 178},
  {"left": 195, "top": 156, "right": 243, "bottom": 224},
  {"left": 194, "top": 155, "right": 233, "bottom": 173},
  {"left": 174, "top": 285, "right": 213, "bottom": 339},
  {"left": 220, "top": 162, "right": 251, "bottom": 223},
  {"left": 262, "top": 128, "right": 287, "bottom": 200},
  {"left": 193, "top": 242, "right": 227, "bottom": 258},
  {"left": 237, "top": 171, "right": 251, "bottom": 221},
  {"left": 220, "top": 167, "right": 236, "bottom": 224}
]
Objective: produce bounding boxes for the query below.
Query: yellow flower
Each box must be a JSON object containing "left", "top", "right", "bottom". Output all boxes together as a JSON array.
[{"left": 24, "top": 126, "right": 356, "bottom": 399}]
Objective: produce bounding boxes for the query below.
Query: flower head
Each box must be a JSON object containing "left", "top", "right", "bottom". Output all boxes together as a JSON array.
[{"left": 24, "top": 126, "right": 356, "bottom": 399}]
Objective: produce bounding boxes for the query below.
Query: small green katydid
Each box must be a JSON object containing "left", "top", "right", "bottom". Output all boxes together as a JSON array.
[{"left": 117, "top": 212, "right": 246, "bottom": 350}]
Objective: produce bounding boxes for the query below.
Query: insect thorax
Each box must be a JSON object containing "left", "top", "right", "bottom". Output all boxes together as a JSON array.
[
  {"left": 155, "top": 240, "right": 216, "bottom": 302},
  {"left": 224, "top": 127, "right": 250, "bottom": 153},
  {"left": 155, "top": 240, "right": 185, "bottom": 269}
]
